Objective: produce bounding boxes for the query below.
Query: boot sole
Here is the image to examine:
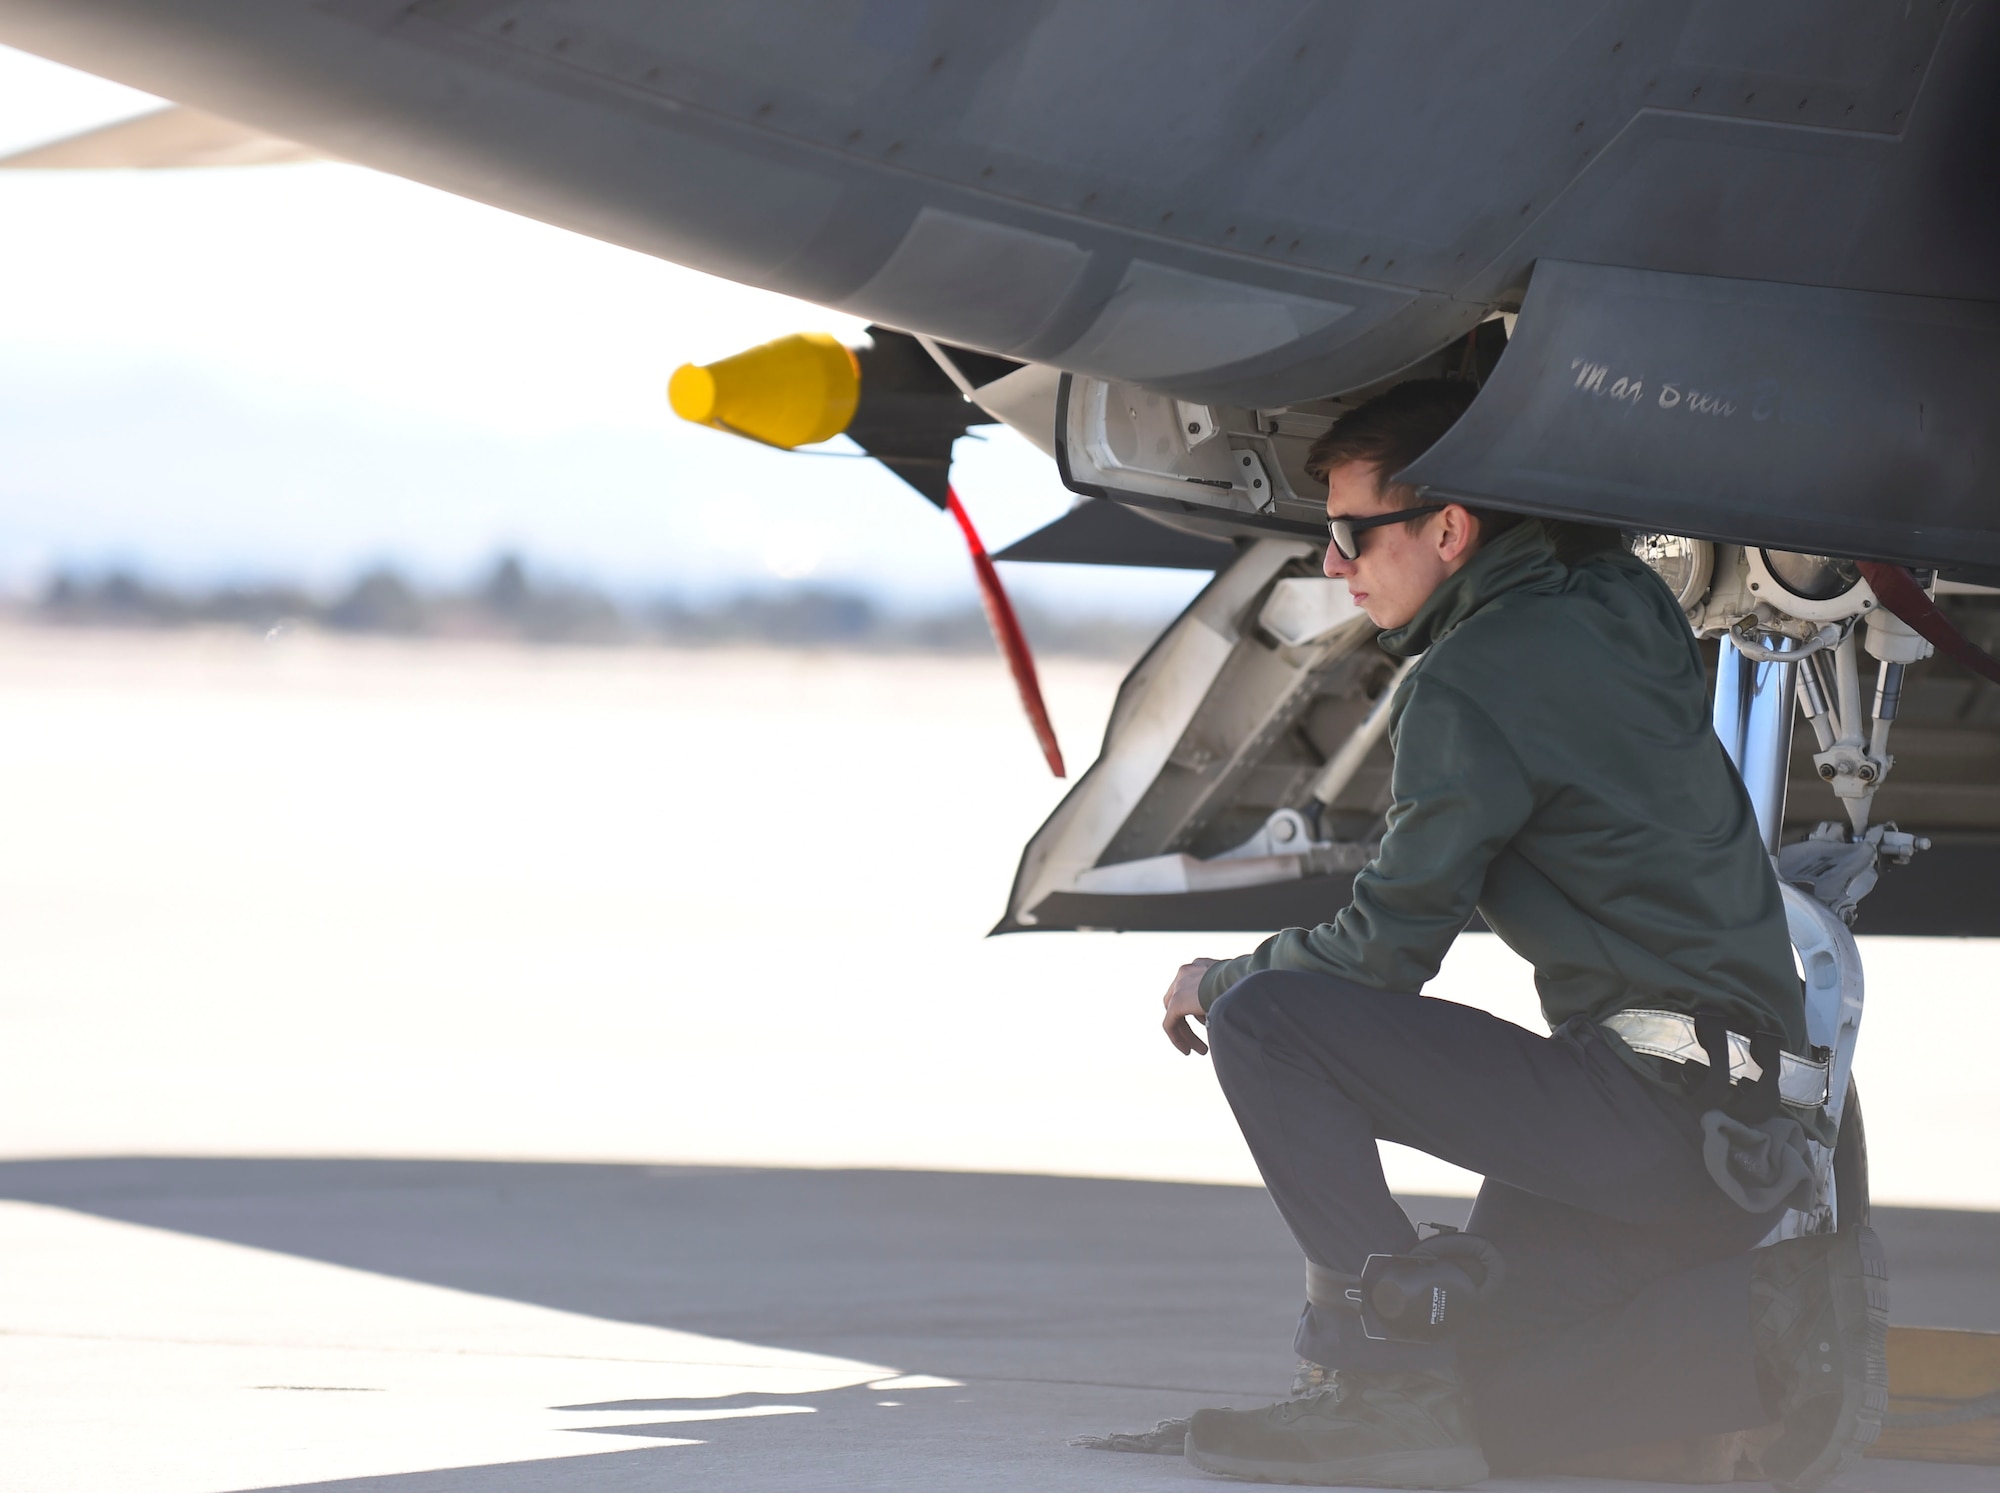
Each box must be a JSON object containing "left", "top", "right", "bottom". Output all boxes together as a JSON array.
[
  {"left": 1185, "top": 1435, "right": 1490, "bottom": 1488},
  {"left": 1765, "top": 1225, "right": 1889, "bottom": 1493}
]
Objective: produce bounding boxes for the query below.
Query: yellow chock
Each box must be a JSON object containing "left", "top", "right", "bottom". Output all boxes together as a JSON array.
[
  {"left": 1871, "top": 1326, "right": 2000, "bottom": 1466},
  {"left": 667, "top": 331, "right": 861, "bottom": 449}
]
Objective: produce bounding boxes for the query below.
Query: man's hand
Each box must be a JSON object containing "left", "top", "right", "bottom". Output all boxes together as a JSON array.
[{"left": 1163, "top": 959, "right": 1221, "bottom": 1056}]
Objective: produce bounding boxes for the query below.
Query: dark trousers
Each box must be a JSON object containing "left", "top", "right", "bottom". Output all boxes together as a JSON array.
[{"left": 1206, "top": 970, "right": 1782, "bottom": 1469}]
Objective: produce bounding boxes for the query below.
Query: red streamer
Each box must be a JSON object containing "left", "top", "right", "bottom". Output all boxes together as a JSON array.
[{"left": 945, "top": 487, "right": 1065, "bottom": 778}]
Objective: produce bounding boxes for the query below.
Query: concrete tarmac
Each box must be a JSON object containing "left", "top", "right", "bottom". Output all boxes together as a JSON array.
[{"left": 0, "top": 1158, "right": 1991, "bottom": 1493}]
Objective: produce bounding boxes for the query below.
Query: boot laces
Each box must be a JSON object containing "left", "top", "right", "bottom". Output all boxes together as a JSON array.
[{"left": 1273, "top": 1386, "right": 1342, "bottom": 1423}]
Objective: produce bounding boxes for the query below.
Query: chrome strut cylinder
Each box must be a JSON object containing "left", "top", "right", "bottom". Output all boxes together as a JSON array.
[{"left": 1713, "top": 636, "right": 1797, "bottom": 854}]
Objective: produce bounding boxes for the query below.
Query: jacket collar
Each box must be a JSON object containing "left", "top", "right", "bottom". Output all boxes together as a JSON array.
[{"left": 1378, "top": 520, "right": 1566, "bottom": 658}]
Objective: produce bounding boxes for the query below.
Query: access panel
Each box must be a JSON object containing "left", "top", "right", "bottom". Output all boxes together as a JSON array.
[{"left": 1401, "top": 259, "right": 2000, "bottom": 580}]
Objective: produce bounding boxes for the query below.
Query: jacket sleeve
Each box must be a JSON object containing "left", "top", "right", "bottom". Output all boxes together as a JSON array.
[{"left": 1198, "top": 674, "right": 1536, "bottom": 1008}]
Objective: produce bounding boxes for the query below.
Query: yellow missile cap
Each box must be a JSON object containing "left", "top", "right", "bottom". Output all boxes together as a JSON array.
[{"left": 667, "top": 331, "right": 861, "bottom": 449}]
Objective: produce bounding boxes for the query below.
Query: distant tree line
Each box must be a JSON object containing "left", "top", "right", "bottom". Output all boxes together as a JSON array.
[{"left": 29, "top": 555, "right": 1172, "bottom": 659}]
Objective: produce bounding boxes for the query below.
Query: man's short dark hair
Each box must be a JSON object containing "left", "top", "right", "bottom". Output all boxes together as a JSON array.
[{"left": 1304, "top": 378, "right": 1521, "bottom": 542}]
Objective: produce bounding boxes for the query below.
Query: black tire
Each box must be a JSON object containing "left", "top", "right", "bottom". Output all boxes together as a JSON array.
[{"left": 1832, "top": 1078, "right": 1869, "bottom": 1231}]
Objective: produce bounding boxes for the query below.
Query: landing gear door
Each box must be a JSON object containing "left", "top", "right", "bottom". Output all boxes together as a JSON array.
[{"left": 998, "top": 539, "right": 1400, "bottom": 933}]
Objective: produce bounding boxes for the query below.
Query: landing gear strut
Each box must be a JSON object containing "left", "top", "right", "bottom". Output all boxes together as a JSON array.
[{"left": 1713, "top": 632, "right": 1868, "bottom": 1237}]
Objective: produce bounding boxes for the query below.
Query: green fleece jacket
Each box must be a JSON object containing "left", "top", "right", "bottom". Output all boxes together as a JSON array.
[{"left": 1198, "top": 521, "right": 1806, "bottom": 1073}]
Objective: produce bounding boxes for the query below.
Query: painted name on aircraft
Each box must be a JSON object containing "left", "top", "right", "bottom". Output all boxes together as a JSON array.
[{"left": 1570, "top": 358, "right": 1747, "bottom": 421}]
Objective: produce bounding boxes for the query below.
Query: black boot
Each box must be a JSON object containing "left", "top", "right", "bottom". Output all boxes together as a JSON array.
[
  {"left": 1750, "top": 1226, "right": 1889, "bottom": 1493},
  {"left": 1185, "top": 1369, "right": 1488, "bottom": 1487}
]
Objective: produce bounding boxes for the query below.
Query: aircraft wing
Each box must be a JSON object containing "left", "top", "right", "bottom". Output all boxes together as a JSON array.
[{"left": 0, "top": 104, "right": 318, "bottom": 168}]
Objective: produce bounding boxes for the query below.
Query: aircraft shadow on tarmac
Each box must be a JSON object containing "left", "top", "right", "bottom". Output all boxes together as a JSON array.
[
  {"left": 0, "top": 1156, "right": 1337, "bottom": 1392},
  {"left": 0, "top": 1157, "right": 1992, "bottom": 1493}
]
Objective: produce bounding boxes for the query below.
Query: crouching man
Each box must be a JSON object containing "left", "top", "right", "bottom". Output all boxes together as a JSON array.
[{"left": 1160, "top": 380, "right": 1886, "bottom": 1489}]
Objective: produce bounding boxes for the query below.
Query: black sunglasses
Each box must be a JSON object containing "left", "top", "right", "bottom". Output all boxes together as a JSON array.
[{"left": 1326, "top": 504, "right": 1446, "bottom": 562}]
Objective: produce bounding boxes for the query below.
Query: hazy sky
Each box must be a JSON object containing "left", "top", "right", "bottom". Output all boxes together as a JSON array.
[{"left": 0, "top": 45, "right": 1206, "bottom": 616}]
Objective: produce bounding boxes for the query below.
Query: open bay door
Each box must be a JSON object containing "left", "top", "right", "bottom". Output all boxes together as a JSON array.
[{"left": 998, "top": 540, "right": 1406, "bottom": 933}]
